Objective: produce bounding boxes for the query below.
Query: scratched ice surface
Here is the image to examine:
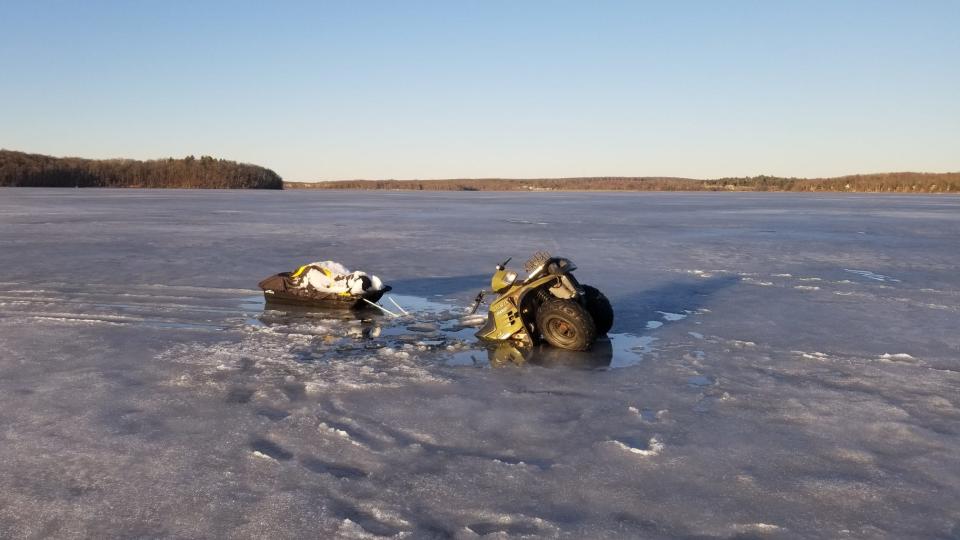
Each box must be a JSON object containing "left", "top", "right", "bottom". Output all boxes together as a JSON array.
[{"left": 1, "top": 189, "right": 958, "bottom": 539}]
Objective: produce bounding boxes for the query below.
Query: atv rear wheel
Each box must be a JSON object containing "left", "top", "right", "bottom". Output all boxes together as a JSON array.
[
  {"left": 582, "top": 285, "right": 614, "bottom": 335},
  {"left": 536, "top": 299, "right": 596, "bottom": 351}
]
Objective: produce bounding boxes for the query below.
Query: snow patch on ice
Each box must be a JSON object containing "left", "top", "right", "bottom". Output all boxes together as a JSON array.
[
  {"left": 915, "top": 302, "right": 952, "bottom": 311},
  {"left": 645, "top": 320, "right": 663, "bottom": 329},
  {"left": 251, "top": 451, "right": 277, "bottom": 461},
  {"left": 742, "top": 277, "right": 774, "bottom": 286},
  {"left": 878, "top": 353, "right": 916, "bottom": 362},
  {"left": 463, "top": 513, "right": 559, "bottom": 536},
  {"left": 357, "top": 503, "right": 411, "bottom": 528},
  {"left": 844, "top": 269, "right": 901, "bottom": 283},
  {"left": 24, "top": 315, "right": 129, "bottom": 326},
  {"left": 657, "top": 311, "right": 687, "bottom": 321},
  {"left": 733, "top": 522, "right": 783, "bottom": 533},
  {"left": 319, "top": 422, "right": 355, "bottom": 441},
  {"left": 377, "top": 347, "right": 410, "bottom": 360},
  {"left": 793, "top": 350, "right": 829, "bottom": 360},
  {"left": 335, "top": 519, "right": 392, "bottom": 538},
  {"left": 505, "top": 218, "right": 549, "bottom": 225},
  {"left": 609, "top": 437, "right": 663, "bottom": 457}
]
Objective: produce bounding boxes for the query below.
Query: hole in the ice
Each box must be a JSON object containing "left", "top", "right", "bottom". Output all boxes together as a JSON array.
[
  {"left": 250, "top": 292, "right": 666, "bottom": 372},
  {"left": 299, "top": 457, "right": 368, "bottom": 478},
  {"left": 250, "top": 438, "right": 293, "bottom": 461},
  {"left": 253, "top": 294, "right": 462, "bottom": 341}
]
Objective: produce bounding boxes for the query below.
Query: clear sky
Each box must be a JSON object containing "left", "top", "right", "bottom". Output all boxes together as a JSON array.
[{"left": 1, "top": 1, "right": 958, "bottom": 181}]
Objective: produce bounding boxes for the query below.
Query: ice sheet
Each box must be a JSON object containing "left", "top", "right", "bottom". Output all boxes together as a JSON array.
[{"left": 1, "top": 189, "right": 959, "bottom": 538}]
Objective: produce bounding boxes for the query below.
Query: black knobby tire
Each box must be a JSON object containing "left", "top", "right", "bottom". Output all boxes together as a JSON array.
[
  {"left": 536, "top": 299, "right": 596, "bottom": 351},
  {"left": 582, "top": 285, "right": 614, "bottom": 335}
]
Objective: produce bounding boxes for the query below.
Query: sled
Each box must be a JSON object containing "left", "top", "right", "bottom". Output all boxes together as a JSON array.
[{"left": 258, "top": 272, "right": 391, "bottom": 310}]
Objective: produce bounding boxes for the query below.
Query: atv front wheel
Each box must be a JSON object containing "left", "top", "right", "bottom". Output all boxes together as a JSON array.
[
  {"left": 582, "top": 285, "right": 614, "bottom": 335},
  {"left": 536, "top": 299, "right": 596, "bottom": 351}
]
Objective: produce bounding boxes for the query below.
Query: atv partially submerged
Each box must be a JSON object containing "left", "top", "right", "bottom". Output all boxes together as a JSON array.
[{"left": 475, "top": 252, "right": 613, "bottom": 351}]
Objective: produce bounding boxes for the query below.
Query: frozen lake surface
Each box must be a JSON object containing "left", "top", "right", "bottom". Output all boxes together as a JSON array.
[{"left": 1, "top": 189, "right": 959, "bottom": 538}]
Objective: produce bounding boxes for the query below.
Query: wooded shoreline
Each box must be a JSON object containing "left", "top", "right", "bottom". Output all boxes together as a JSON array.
[
  {"left": 0, "top": 150, "right": 282, "bottom": 189},
  {"left": 3, "top": 150, "right": 957, "bottom": 192},
  {"left": 286, "top": 172, "right": 960, "bottom": 193}
]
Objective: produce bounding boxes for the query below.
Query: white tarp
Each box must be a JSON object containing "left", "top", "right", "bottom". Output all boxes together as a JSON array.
[{"left": 294, "top": 261, "right": 384, "bottom": 295}]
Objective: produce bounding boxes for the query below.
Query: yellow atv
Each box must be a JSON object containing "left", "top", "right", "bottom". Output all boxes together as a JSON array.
[{"left": 474, "top": 252, "right": 613, "bottom": 351}]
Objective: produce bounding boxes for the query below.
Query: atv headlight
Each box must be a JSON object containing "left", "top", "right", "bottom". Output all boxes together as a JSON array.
[{"left": 505, "top": 271, "right": 518, "bottom": 285}]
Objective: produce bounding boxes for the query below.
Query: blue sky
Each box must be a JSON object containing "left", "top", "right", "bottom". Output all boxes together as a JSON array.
[{"left": 1, "top": 1, "right": 958, "bottom": 181}]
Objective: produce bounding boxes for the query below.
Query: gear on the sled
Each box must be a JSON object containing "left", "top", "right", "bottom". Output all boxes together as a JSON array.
[{"left": 258, "top": 261, "right": 390, "bottom": 309}]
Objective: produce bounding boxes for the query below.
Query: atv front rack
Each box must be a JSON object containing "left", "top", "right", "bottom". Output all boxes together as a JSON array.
[{"left": 524, "top": 250, "right": 552, "bottom": 273}]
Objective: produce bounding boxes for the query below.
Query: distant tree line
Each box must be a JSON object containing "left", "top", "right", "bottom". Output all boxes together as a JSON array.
[
  {"left": 711, "top": 173, "right": 960, "bottom": 193},
  {"left": 0, "top": 150, "right": 282, "bottom": 189},
  {"left": 287, "top": 172, "right": 960, "bottom": 193}
]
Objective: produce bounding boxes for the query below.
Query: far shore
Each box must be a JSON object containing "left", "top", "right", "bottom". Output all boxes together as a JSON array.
[{"left": 284, "top": 172, "right": 960, "bottom": 193}]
